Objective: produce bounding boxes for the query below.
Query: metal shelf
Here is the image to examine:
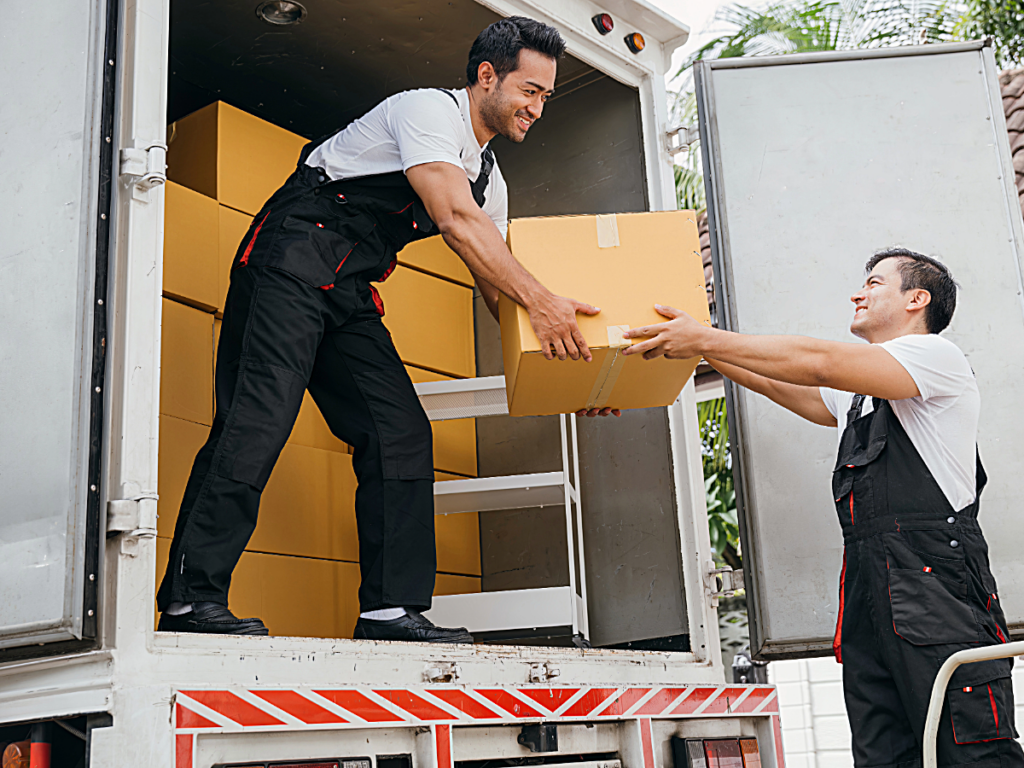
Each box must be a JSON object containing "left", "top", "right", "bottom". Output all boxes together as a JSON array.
[
  {"left": 434, "top": 472, "right": 567, "bottom": 515},
  {"left": 423, "top": 586, "right": 585, "bottom": 639},
  {"left": 417, "top": 377, "right": 590, "bottom": 643},
  {"left": 414, "top": 375, "right": 507, "bottom": 421}
]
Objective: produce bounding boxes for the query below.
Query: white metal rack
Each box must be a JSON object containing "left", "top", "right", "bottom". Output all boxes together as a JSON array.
[{"left": 416, "top": 375, "right": 590, "bottom": 646}]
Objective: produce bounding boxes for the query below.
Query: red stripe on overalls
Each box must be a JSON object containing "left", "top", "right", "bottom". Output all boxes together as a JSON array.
[
  {"left": 239, "top": 210, "right": 271, "bottom": 268},
  {"left": 833, "top": 550, "right": 847, "bottom": 663}
]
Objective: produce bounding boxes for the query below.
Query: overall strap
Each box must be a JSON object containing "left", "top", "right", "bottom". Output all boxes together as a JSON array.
[
  {"left": 846, "top": 394, "right": 866, "bottom": 425},
  {"left": 470, "top": 146, "right": 494, "bottom": 207}
]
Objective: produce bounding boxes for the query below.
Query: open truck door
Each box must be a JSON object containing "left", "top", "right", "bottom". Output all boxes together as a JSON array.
[
  {"left": 695, "top": 41, "right": 1024, "bottom": 659},
  {"left": 0, "top": 0, "right": 119, "bottom": 652}
]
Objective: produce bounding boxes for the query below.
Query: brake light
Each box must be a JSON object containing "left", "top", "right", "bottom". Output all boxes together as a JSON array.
[
  {"left": 673, "top": 737, "right": 760, "bottom": 767},
  {"left": 591, "top": 13, "right": 614, "bottom": 34}
]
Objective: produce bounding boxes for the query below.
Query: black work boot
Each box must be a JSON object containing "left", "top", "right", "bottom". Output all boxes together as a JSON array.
[
  {"left": 158, "top": 602, "right": 269, "bottom": 636},
  {"left": 354, "top": 610, "right": 473, "bottom": 644}
]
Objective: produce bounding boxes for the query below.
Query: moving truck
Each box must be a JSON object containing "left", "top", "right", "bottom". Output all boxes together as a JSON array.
[{"left": 2, "top": 0, "right": 1022, "bottom": 760}]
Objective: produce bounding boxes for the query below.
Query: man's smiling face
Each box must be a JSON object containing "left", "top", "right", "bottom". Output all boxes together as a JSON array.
[
  {"left": 850, "top": 257, "right": 917, "bottom": 342},
  {"left": 478, "top": 49, "right": 556, "bottom": 143}
]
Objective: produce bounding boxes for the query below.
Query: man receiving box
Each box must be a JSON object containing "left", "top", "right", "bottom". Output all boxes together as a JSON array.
[
  {"left": 627, "top": 249, "right": 1023, "bottom": 766},
  {"left": 157, "top": 17, "right": 614, "bottom": 642}
]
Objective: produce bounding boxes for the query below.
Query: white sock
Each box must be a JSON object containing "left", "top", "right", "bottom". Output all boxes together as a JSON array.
[
  {"left": 165, "top": 601, "right": 193, "bottom": 616},
  {"left": 360, "top": 607, "right": 407, "bottom": 621}
]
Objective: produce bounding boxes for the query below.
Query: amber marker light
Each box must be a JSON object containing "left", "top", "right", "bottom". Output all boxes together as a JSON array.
[
  {"left": 624, "top": 32, "right": 645, "bottom": 53},
  {"left": 591, "top": 13, "right": 614, "bottom": 34}
]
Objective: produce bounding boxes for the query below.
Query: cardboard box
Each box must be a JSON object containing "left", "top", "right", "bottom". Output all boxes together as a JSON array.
[
  {"left": 435, "top": 472, "right": 481, "bottom": 577},
  {"left": 435, "top": 574, "right": 482, "bottom": 596},
  {"left": 252, "top": 441, "right": 359, "bottom": 562},
  {"left": 397, "top": 235, "right": 474, "bottom": 288},
  {"left": 407, "top": 366, "right": 476, "bottom": 476},
  {"left": 218, "top": 204, "right": 253, "bottom": 312},
  {"left": 160, "top": 298, "right": 214, "bottom": 425},
  {"left": 376, "top": 266, "right": 475, "bottom": 378},
  {"left": 163, "top": 182, "right": 220, "bottom": 311},
  {"left": 167, "top": 101, "right": 306, "bottom": 217},
  {"left": 500, "top": 211, "right": 710, "bottom": 417}
]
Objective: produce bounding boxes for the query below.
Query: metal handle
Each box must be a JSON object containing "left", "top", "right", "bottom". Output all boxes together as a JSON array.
[{"left": 923, "top": 640, "right": 1024, "bottom": 768}]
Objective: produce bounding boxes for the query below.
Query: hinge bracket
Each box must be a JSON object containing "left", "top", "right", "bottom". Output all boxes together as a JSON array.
[
  {"left": 666, "top": 124, "right": 700, "bottom": 156},
  {"left": 107, "top": 492, "right": 159, "bottom": 544},
  {"left": 706, "top": 561, "right": 744, "bottom": 608},
  {"left": 120, "top": 144, "right": 167, "bottom": 201},
  {"left": 529, "top": 662, "right": 561, "bottom": 683}
]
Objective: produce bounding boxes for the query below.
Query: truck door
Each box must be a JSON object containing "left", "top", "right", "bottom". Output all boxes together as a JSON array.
[
  {"left": 695, "top": 41, "right": 1024, "bottom": 658},
  {"left": 0, "top": 0, "right": 117, "bottom": 652}
]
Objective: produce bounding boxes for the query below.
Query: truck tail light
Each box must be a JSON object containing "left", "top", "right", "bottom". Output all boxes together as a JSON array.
[
  {"left": 624, "top": 32, "right": 645, "bottom": 54},
  {"left": 672, "top": 737, "right": 760, "bottom": 767},
  {"left": 591, "top": 13, "right": 614, "bottom": 34}
]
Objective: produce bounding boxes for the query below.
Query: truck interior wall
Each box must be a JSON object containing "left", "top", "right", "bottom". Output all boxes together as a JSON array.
[
  {"left": 477, "top": 78, "right": 689, "bottom": 649},
  {"left": 166, "top": 0, "right": 689, "bottom": 648}
]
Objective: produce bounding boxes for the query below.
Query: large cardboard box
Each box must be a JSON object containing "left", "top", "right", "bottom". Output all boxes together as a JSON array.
[
  {"left": 376, "top": 266, "right": 475, "bottom": 378},
  {"left": 167, "top": 101, "right": 306, "bottom": 216},
  {"left": 163, "top": 182, "right": 220, "bottom": 311},
  {"left": 160, "top": 298, "right": 214, "bottom": 425},
  {"left": 397, "top": 235, "right": 474, "bottom": 288},
  {"left": 500, "top": 211, "right": 709, "bottom": 417}
]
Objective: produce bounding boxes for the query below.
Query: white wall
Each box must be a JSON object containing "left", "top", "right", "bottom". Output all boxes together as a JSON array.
[{"left": 771, "top": 658, "right": 1024, "bottom": 767}]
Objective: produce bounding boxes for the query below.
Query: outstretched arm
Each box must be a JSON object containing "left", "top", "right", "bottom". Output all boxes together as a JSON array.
[
  {"left": 407, "top": 161, "right": 597, "bottom": 362},
  {"left": 623, "top": 306, "right": 919, "bottom": 424},
  {"left": 704, "top": 358, "right": 837, "bottom": 426}
]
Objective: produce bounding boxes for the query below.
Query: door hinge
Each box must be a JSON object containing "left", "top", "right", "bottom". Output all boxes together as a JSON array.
[
  {"left": 706, "top": 561, "right": 744, "bottom": 608},
  {"left": 120, "top": 145, "right": 167, "bottom": 201},
  {"left": 107, "top": 492, "right": 159, "bottom": 538},
  {"left": 666, "top": 124, "right": 700, "bottom": 156},
  {"left": 424, "top": 662, "right": 461, "bottom": 683},
  {"left": 529, "top": 662, "right": 562, "bottom": 683}
]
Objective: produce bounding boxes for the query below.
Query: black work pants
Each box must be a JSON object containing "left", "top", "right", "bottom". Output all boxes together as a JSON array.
[
  {"left": 156, "top": 265, "right": 436, "bottom": 614},
  {"left": 840, "top": 524, "right": 1023, "bottom": 767}
]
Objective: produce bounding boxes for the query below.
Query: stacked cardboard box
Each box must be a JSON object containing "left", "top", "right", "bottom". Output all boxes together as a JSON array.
[{"left": 157, "top": 102, "right": 481, "bottom": 638}]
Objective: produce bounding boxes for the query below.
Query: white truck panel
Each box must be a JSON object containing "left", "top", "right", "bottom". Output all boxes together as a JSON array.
[
  {"left": 697, "top": 42, "right": 1024, "bottom": 658},
  {"left": 0, "top": 0, "right": 109, "bottom": 647}
]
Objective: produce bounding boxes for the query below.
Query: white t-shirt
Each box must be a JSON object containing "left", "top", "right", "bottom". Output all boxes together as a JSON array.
[
  {"left": 305, "top": 88, "right": 509, "bottom": 237},
  {"left": 819, "top": 334, "right": 980, "bottom": 511}
]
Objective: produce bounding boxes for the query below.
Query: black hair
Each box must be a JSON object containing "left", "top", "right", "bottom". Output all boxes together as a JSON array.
[
  {"left": 466, "top": 16, "right": 566, "bottom": 85},
  {"left": 864, "top": 248, "right": 959, "bottom": 333}
]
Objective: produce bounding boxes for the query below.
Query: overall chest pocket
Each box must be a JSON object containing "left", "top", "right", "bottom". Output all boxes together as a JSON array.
[{"left": 832, "top": 433, "right": 886, "bottom": 525}]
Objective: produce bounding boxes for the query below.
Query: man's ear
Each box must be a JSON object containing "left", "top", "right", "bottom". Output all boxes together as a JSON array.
[
  {"left": 476, "top": 61, "right": 497, "bottom": 91},
  {"left": 907, "top": 288, "right": 931, "bottom": 313}
]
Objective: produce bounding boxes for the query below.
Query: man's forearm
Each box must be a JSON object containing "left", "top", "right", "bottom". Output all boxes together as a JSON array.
[
  {"left": 703, "top": 330, "right": 837, "bottom": 387},
  {"left": 475, "top": 274, "right": 500, "bottom": 320},
  {"left": 706, "top": 357, "right": 837, "bottom": 427},
  {"left": 439, "top": 207, "right": 545, "bottom": 309}
]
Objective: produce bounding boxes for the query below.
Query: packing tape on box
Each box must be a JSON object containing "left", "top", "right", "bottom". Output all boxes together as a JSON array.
[
  {"left": 595, "top": 214, "right": 620, "bottom": 248},
  {"left": 584, "top": 325, "right": 631, "bottom": 409}
]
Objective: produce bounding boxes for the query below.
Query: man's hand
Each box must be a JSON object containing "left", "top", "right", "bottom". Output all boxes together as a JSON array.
[
  {"left": 622, "top": 305, "right": 708, "bottom": 360},
  {"left": 575, "top": 407, "right": 622, "bottom": 418},
  {"left": 528, "top": 292, "right": 600, "bottom": 361}
]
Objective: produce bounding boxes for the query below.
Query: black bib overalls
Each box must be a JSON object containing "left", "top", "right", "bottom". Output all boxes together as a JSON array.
[
  {"left": 157, "top": 107, "right": 494, "bottom": 616},
  {"left": 832, "top": 395, "right": 1022, "bottom": 767}
]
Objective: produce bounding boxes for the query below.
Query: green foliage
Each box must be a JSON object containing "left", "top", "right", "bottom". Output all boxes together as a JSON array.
[
  {"left": 698, "top": 397, "right": 741, "bottom": 566},
  {"left": 958, "top": 0, "right": 1024, "bottom": 67}
]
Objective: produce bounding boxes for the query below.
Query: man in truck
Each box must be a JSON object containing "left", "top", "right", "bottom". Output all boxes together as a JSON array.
[
  {"left": 626, "top": 249, "right": 1023, "bottom": 766},
  {"left": 157, "top": 16, "right": 613, "bottom": 642}
]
